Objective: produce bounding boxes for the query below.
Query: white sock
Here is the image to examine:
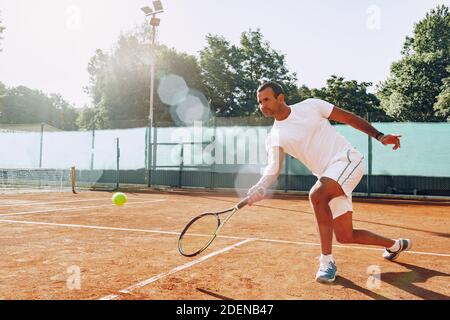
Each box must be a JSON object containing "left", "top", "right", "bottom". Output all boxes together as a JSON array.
[
  {"left": 320, "top": 254, "right": 334, "bottom": 264},
  {"left": 388, "top": 240, "right": 400, "bottom": 252}
]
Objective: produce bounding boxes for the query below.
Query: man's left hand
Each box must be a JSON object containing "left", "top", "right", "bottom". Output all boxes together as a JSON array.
[{"left": 379, "top": 134, "right": 402, "bottom": 150}]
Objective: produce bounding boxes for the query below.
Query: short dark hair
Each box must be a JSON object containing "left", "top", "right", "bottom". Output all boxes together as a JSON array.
[{"left": 257, "top": 81, "right": 285, "bottom": 97}]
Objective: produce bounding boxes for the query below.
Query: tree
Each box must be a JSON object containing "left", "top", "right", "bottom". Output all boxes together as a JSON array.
[
  {"left": 377, "top": 5, "right": 450, "bottom": 121},
  {"left": 84, "top": 49, "right": 111, "bottom": 129},
  {"left": 297, "top": 85, "right": 313, "bottom": 101},
  {"left": 237, "top": 29, "right": 299, "bottom": 115},
  {"left": 49, "top": 94, "right": 79, "bottom": 130},
  {"left": 199, "top": 35, "right": 241, "bottom": 116},
  {"left": 434, "top": 67, "right": 450, "bottom": 120},
  {"left": 0, "top": 86, "right": 52, "bottom": 124},
  {"left": 199, "top": 29, "right": 298, "bottom": 117},
  {"left": 76, "top": 106, "right": 106, "bottom": 130},
  {"left": 0, "top": 85, "right": 79, "bottom": 130},
  {"left": 155, "top": 45, "right": 210, "bottom": 124},
  {"left": 309, "top": 76, "right": 393, "bottom": 121},
  {"left": 85, "top": 26, "right": 208, "bottom": 128}
]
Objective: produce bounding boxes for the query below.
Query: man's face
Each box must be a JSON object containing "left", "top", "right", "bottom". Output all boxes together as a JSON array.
[{"left": 257, "top": 87, "right": 282, "bottom": 117}]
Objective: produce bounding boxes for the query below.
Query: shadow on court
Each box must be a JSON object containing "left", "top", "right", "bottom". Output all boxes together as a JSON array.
[
  {"left": 381, "top": 262, "right": 450, "bottom": 300},
  {"left": 335, "top": 276, "right": 391, "bottom": 300},
  {"left": 196, "top": 288, "right": 234, "bottom": 300},
  {"left": 350, "top": 220, "right": 450, "bottom": 239}
]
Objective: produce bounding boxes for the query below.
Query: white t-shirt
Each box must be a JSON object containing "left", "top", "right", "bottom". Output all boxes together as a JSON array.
[{"left": 266, "top": 98, "right": 352, "bottom": 177}]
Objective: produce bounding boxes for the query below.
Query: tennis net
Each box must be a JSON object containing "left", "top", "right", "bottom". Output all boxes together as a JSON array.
[
  {"left": 0, "top": 167, "right": 118, "bottom": 194},
  {"left": 0, "top": 168, "right": 73, "bottom": 192}
]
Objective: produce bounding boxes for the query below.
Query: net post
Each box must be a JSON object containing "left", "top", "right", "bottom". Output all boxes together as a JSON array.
[
  {"left": 210, "top": 117, "right": 216, "bottom": 190},
  {"left": 367, "top": 111, "right": 372, "bottom": 197},
  {"left": 71, "top": 166, "right": 76, "bottom": 194},
  {"left": 90, "top": 125, "right": 95, "bottom": 170},
  {"left": 147, "top": 125, "right": 152, "bottom": 187},
  {"left": 179, "top": 143, "right": 184, "bottom": 188},
  {"left": 284, "top": 155, "right": 289, "bottom": 192},
  {"left": 39, "top": 123, "right": 44, "bottom": 168},
  {"left": 152, "top": 123, "right": 158, "bottom": 185},
  {"left": 144, "top": 126, "right": 149, "bottom": 186},
  {"left": 209, "top": 136, "right": 215, "bottom": 190}
]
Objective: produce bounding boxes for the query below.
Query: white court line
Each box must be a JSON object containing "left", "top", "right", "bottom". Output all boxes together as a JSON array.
[
  {"left": 0, "top": 219, "right": 180, "bottom": 236},
  {"left": 99, "top": 239, "right": 254, "bottom": 300},
  {"left": 0, "top": 218, "right": 448, "bottom": 258},
  {"left": 0, "top": 198, "right": 122, "bottom": 208},
  {"left": 250, "top": 237, "right": 450, "bottom": 258},
  {"left": 0, "top": 199, "right": 166, "bottom": 217}
]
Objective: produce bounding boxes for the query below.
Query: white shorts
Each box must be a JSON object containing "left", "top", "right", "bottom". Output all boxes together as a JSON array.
[{"left": 316, "top": 148, "right": 365, "bottom": 219}]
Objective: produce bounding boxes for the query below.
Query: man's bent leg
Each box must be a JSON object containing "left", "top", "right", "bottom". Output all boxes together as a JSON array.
[
  {"left": 333, "top": 211, "right": 395, "bottom": 248},
  {"left": 309, "top": 177, "right": 346, "bottom": 255}
]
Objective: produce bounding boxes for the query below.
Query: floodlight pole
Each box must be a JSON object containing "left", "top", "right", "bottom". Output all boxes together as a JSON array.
[
  {"left": 142, "top": 3, "right": 164, "bottom": 187},
  {"left": 148, "top": 24, "right": 156, "bottom": 187}
]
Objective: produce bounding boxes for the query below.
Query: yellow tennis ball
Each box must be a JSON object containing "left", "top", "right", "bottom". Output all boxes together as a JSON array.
[{"left": 112, "top": 192, "right": 127, "bottom": 206}]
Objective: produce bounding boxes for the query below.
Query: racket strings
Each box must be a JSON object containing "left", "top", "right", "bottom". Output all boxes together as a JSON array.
[{"left": 179, "top": 214, "right": 219, "bottom": 256}]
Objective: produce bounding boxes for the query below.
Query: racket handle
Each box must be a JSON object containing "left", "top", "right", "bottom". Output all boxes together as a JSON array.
[
  {"left": 236, "top": 197, "right": 249, "bottom": 209},
  {"left": 237, "top": 187, "right": 265, "bottom": 209}
]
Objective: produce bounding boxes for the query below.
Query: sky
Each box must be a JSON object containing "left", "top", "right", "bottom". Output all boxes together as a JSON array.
[{"left": 0, "top": 0, "right": 448, "bottom": 108}]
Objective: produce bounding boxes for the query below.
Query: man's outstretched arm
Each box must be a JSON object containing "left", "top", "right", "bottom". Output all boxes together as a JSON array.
[
  {"left": 247, "top": 146, "right": 285, "bottom": 205},
  {"left": 329, "top": 106, "right": 401, "bottom": 150}
]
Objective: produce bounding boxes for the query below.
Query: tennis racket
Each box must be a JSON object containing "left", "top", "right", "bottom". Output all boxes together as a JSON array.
[{"left": 178, "top": 191, "right": 263, "bottom": 257}]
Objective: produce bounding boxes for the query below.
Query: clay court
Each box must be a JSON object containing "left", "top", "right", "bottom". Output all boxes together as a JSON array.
[{"left": 0, "top": 189, "right": 448, "bottom": 300}]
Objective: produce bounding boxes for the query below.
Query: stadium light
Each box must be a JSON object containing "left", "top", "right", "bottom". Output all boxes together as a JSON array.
[
  {"left": 140, "top": 6, "right": 153, "bottom": 16},
  {"left": 141, "top": 1, "right": 164, "bottom": 187},
  {"left": 141, "top": 1, "right": 164, "bottom": 16},
  {"left": 152, "top": 1, "right": 164, "bottom": 12}
]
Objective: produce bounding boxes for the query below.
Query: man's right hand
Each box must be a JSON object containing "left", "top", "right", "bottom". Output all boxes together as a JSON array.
[{"left": 247, "top": 186, "right": 266, "bottom": 206}]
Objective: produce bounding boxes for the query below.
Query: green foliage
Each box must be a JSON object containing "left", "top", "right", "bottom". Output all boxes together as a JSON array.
[
  {"left": 402, "top": 5, "right": 450, "bottom": 55},
  {"left": 76, "top": 106, "right": 107, "bottom": 130},
  {"left": 297, "top": 85, "right": 313, "bottom": 101},
  {"left": 378, "top": 5, "right": 450, "bottom": 122},
  {"left": 2, "top": 5, "right": 449, "bottom": 129},
  {"left": 237, "top": 30, "right": 299, "bottom": 115},
  {"left": 87, "top": 27, "right": 297, "bottom": 123},
  {"left": 434, "top": 67, "right": 450, "bottom": 120},
  {"left": 0, "top": 85, "right": 79, "bottom": 130},
  {"left": 48, "top": 94, "right": 79, "bottom": 131},
  {"left": 155, "top": 45, "right": 210, "bottom": 123},
  {"left": 303, "top": 76, "right": 393, "bottom": 122},
  {"left": 199, "top": 35, "right": 240, "bottom": 115},
  {"left": 199, "top": 29, "right": 298, "bottom": 116},
  {"left": 85, "top": 26, "right": 208, "bottom": 128},
  {"left": 84, "top": 6, "right": 449, "bottom": 126}
]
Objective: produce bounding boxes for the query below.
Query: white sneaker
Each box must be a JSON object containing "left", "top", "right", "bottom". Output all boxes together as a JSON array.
[
  {"left": 315, "top": 260, "right": 337, "bottom": 284},
  {"left": 383, "top": 239, "right": 412, "bottom": 261}
]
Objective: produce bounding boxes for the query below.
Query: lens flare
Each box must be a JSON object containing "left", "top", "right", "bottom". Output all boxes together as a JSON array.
[
  {"left": 170, "top": 89, "right": 211, "bottom": 125},
  {"left": 158, "top": 74, "right": 189, "bottom": 106}
]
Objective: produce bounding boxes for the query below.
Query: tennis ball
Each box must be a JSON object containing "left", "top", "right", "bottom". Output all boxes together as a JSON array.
[{"left": 112, "top": 192, "right": 127, "bottom": 206}]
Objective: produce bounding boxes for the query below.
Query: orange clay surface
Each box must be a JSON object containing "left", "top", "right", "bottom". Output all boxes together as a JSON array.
[{"left": 0, "top": 189, "right": 448, "bottom": 300}]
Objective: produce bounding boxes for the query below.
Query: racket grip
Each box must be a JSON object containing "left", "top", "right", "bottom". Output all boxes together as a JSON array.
[
  {"left": 236, "top": 197, "right": 249, "bottom": 209},
  {"left": 256, "top": 187, "right": 266, "bottom": 196},
  {"left": 237, "top": 187, "right": 265, "bottom": 209}
]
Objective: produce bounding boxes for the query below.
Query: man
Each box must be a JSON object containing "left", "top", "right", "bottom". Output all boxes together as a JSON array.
[{"left": 247, "top": 81, "right": 411, "bottom": 284}]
